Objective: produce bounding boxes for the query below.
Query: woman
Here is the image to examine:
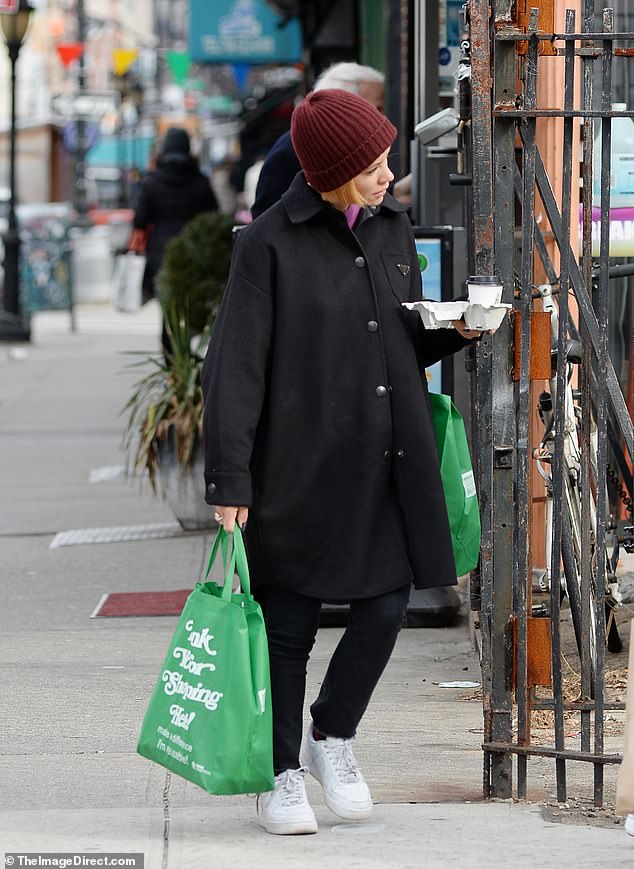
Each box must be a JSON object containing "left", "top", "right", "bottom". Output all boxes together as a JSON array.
[
  {"left": 202, "top": 89, "right": 482, "bottom": 835},
  {"left": 132, "top": 126, "right": 218, "bottom": 349}
]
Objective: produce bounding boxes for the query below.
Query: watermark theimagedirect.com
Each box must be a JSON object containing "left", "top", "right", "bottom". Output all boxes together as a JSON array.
[{"left": 4, "top": 856, "right": 143, "bottom": 869}]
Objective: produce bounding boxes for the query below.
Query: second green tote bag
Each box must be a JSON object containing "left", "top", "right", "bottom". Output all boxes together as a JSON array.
[{"left": 429, "top": 392, "right": 481, "bottom": 577}]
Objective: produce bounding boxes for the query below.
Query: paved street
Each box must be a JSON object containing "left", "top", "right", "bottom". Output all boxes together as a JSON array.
[{"left": 0, "top": 301, "right": 632, "bottom": 867}]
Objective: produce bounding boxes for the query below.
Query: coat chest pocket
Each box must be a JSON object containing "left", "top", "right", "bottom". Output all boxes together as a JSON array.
[{"left": 380, "top": 251, "right": 419, "bottom": 303}]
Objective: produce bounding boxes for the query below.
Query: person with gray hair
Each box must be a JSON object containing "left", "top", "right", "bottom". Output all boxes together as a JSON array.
[
  {"left": 315, "top": 61, "right": 385, "bottom": 110},
  {"left": 251, "top": 62, "right": 385, "bottom": 219}
]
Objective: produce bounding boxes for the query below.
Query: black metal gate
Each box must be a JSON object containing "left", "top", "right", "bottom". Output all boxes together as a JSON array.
[{"left": 468, "top": 0, "right": 634, "bottom": 804}]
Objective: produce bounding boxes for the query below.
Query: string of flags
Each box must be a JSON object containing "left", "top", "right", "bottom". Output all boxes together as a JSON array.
[{"left": 55, "top": 44, "right": 192, "bottom": 86}]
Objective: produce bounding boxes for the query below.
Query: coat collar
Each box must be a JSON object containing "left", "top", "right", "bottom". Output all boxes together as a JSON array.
[{"left": 281, "top": 172, "right": 407, "bottom": 225}]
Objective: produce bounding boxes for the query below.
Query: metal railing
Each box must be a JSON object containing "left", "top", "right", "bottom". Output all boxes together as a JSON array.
[{"left": 469, "top": 0, "right": 634, "bottom": 805}]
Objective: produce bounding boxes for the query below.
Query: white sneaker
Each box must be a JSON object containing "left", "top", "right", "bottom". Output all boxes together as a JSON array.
[
  {"left": 256, "top": 767, "right": 318, "bottom": 835},
  {"left": 625, "top": 814, "right": 634, "bottom": 837},
  {"left": 300, "top": 724, "right": 373, "bottom": 820}
]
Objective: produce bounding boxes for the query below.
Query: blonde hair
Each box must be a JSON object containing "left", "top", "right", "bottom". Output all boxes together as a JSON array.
[{"left": 321, "top": 179, "right": 367, "bottom": 208}]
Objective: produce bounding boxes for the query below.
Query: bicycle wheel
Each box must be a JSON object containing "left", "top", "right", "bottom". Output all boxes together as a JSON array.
[
  {"left": 560, "top": 500, "right": 598, "bottom": 690},
  {"left": 561, "top": 510, "right": 586, "bottom": 658},
  {"left": 605, "top": 528, "right": 623, "bottom": 654}
]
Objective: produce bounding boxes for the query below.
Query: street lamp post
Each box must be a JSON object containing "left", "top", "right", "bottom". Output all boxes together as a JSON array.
[
  {"left": 0, "top": 0, "right": 33, "bottom": 342},
  {"left": 73, "top": 0, "right": 91, "bottom": 227}
]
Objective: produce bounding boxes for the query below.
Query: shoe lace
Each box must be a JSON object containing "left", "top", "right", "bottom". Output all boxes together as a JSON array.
[
  {"left": 276, "top": 766, "right": 309, "bottom": 807},
  {"left": 324, "top": 738, "right": 361, "bottom": 784}
]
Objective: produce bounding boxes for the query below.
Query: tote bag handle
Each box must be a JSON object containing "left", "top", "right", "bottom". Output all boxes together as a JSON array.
[{"left": 202, "top": 526, "right": 252, "bottom": 600}]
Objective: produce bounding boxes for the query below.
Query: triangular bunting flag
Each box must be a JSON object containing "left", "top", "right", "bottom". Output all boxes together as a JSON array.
[
  {"left": 166, "top": 51, "right": 191, "bottom": 87},
  {"left": 113, "top": 48, "right": 139, "bottom": 77},
  {"left": 56, "top": 43, "right": 84, "bottom": 67}
]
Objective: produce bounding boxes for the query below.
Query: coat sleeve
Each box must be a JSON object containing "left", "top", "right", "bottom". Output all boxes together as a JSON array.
[
  {"left": 417, "top": 322, "right": 471, "bottom": 368},
  {"left": 201, "top": 231, "right": 274, "bottom": 507}
]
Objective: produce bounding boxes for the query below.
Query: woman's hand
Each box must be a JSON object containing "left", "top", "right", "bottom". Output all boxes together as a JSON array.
[
  {"left": 452, "top": 319, "right": 485, "bottom": 339},
  {"left": 213, "top": 506, "right": 249, "bottom": 533}
]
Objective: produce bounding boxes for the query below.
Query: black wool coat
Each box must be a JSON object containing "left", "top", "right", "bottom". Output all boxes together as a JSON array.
[
  {"left": 202, "top": 173, "right": 471, "bottom": 601},
  {"left": 133, "top": 154, "right": 218, "bottom": 284}
]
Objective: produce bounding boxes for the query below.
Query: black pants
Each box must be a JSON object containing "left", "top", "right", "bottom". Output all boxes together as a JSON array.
[{"left": 256, "top": 583, "right": 410, "bottom": 774}]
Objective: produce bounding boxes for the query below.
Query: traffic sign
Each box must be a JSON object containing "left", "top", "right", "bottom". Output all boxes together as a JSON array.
[
  {"left": 51, "top": 91, "right": 120, "bottom": 120},
  {"left": 62, "top": 121, "right": 100, "bottom": 154}
]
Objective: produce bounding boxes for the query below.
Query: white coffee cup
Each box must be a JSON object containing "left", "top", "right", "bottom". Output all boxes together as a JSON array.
[{"left": 467, "top": 276, "right": 503, "bottom": 307}]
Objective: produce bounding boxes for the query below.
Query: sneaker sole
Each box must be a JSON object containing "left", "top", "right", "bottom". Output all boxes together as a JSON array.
[
  {"left": 302, "top": 759, "right": 373, "bottom": 821},
  {"left": 323, "top": 793, "right": 373, "bottom": 821},
  {"left": 258, "top": 817, "right": 318, "bottom": 836}
]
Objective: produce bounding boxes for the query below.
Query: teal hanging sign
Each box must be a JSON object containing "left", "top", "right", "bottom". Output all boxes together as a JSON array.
[{"left": 189, "top": 0, "right": 302, "bottom": 64}]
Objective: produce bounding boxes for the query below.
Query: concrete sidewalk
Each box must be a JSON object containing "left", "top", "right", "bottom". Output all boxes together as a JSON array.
[{"left": 0, "top": 303, "right": 631, "bottom": 868}]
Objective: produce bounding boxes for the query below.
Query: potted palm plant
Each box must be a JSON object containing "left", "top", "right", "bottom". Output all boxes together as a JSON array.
[{"left": 121, "top": 210, "right": 234, "bottom": 530}]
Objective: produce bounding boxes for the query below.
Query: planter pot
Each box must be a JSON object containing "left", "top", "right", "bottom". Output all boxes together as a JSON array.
[{"left": 157, "top": 436, "right": 215, "bottom": 532}]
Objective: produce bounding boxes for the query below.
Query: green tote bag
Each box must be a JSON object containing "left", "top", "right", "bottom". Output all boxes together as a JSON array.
[
  {"left": 137, "top": 526, "right": 274, "bottom": 795},
  {"left": 429, "top": 392, "right": 481, "bottom": 577}
]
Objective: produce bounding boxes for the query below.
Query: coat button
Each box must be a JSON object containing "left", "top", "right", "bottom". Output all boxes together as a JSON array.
[
  {"left": 207, "top": 482, "right": 217, "bottom": 496},
  {"left": 354, "top": 256, "right": 366, "bottom": 268},
  {"left": 366, "top": 320, "right": 378, "bottom": 332},
  {"left": 396, "top": 449, "right": 405, "bottom": 459},
  {"left": 375, "top": 385, "right": 387, "bottom": 397},
  {"left": 383, "top": 450, "right": 392, "bottom": 461}
]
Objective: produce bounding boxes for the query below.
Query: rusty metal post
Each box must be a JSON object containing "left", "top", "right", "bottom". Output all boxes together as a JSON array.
[
  {"left": 469, "top": 0, "right": 496, "bottom": 797},
  {"left": 592, "top": 5, "right": 615, "bottom": 808},
  {"left": 546, "top": 7, "right": 579, "bottom": 803},
  {"left": 472, "top": 0, "right": 515, "bottom": 799},
  {"left": 579, "top": 0, "right": 596, "bottom": 766},
  {"left": 513, "top": 8, "right": 541, "bottom": 801}
]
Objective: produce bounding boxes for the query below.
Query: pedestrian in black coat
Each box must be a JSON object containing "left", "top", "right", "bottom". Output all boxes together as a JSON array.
[
  {"left": 133, "top": 127, "right": 218, "bottom": 348},
  {"left": 202, "top": 90, "right": 482, "bottom": 836}
]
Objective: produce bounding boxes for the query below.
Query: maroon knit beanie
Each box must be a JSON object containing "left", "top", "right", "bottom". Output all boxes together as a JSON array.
[{"left": 290, "top": 89, "right": 397, "bottom": 192}]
